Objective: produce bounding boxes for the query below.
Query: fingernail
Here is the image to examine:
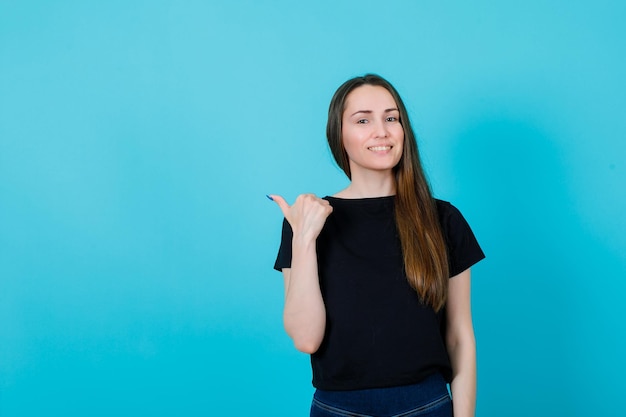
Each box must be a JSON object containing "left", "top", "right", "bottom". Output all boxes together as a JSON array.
[{"left": 266, "top": 194, "right": 274, "bottom": 201}]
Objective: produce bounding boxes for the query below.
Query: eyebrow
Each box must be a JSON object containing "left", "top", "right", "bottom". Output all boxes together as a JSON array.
[{"left": 349, "top": 108, "right": 399, "bottom": 117}]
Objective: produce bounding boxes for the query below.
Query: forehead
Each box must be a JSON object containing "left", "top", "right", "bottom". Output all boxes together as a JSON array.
[{"left": 344, "top": 85, "right": 397, "bottom": 111}]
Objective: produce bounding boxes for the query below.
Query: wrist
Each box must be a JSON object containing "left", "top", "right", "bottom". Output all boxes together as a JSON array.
[{"left": 291, "top": 232, "right": 318, "bottom": 248}]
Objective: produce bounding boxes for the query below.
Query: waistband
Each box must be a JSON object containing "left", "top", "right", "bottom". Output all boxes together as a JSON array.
[{"left": 313, "top": 373, "right": 449, "bottom": 416}]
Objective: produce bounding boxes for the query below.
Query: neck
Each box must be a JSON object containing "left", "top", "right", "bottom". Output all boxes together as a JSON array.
[{"left": 335, "top": 169, "right": 396, "bottom": 198}]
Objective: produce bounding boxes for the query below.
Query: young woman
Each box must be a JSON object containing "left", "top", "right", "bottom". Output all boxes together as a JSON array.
[{"left": 269, "top": 74, "right": 485, "bottom": 417}]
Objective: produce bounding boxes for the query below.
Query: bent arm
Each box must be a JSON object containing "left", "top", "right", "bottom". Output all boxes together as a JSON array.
[
  {"left": 281, "top": 235, "right": 326, "bottom": 353},
  {"left": 446, "top": 268, "right": 476, "bottom": 417},
  {"left": 271, "top": 193, "right": 330, "bottom": 354}
]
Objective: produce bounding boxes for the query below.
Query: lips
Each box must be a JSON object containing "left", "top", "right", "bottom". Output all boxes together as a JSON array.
[{"left": 368, "top": 146, "right": 392, "bottom": 151}]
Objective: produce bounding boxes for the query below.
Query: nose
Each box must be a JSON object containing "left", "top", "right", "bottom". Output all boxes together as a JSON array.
[{"left": 373, "top": 120, "right": 388, "bottom": 138}]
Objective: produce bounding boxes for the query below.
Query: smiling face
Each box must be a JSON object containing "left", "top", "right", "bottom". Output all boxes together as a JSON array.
[{"left": 341, "top": 85, "right": 404, "bottom": 177}]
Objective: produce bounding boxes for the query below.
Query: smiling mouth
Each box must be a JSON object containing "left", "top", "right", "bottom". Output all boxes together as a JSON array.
[{"left": 368, "top": 146, "right": 392, "bottom": 151}]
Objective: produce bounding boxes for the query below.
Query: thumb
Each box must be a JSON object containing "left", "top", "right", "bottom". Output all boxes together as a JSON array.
[{"left": 267, "top": 194, "right": 290, "bottom": 218}]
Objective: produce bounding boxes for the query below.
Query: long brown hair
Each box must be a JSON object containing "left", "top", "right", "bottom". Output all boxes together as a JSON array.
[{"left": 326, "top": 74, "right": 449, "bottom": 311}]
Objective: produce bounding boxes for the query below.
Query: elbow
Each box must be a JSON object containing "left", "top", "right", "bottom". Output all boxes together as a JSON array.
[
  {"left": 285, "top": 324, "right": 324, "bottom": 354},
  {"left": 446, "top": 332, "right": 476, "bottom": 357},
  {"left": 293, "top": 338, "right": 321, "bottom": 354},
  {"left": 284, "top": 311, "right": 325, "bottom": 354},
  {"left": 287, "top": 327, "right": 323, "bottom": 354}
]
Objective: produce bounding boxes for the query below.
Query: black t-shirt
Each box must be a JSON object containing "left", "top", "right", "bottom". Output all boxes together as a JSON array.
[{"left": 274, "top": 196, "right": 485, "bottom": 390}]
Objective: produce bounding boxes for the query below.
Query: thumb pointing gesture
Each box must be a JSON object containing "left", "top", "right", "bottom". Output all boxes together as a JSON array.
[
  {"left": 267, "top": 194, "right": 290, "bottom": 219},
  {"left": 267, "top": 193, "right": 333, "bottom": 241}
]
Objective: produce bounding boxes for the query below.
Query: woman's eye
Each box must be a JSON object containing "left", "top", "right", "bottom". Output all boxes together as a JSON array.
[
  {"left": 386, "top": 116, "right": 398, "bottom": 122},
  {"left": 357, "top": 119, "right": 368, "bottom": 124}
]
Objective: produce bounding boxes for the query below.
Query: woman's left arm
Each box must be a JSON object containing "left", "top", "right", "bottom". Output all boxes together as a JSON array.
[{"left": 446, "top": 268, "right": 476, "bottom": 417}]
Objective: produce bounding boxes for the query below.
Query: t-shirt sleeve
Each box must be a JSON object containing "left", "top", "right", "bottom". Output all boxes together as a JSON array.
[
  {"left": 273, "top": 218, "right": 293, "bottom": 271},
  {"left": 438, "top": 201, "right": 485, "bottom": 277}
]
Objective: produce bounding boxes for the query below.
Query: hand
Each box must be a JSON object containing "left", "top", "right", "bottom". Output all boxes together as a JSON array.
[{"left": 269, "top": 194, "right": 333, "bottom": 241}]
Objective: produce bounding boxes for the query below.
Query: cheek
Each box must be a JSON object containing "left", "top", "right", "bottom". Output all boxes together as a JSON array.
[
  {"left": 396, "top": 128, "right": 405, "bottom": 147},
  {"left": 395, "top": 132, "right": 405, "bottom": 158},
  {"left": 341, "top": 128, "right": 360, "bottom": 150}
]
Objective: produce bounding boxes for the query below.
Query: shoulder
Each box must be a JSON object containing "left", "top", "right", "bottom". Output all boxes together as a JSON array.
[
  {"left": 434, "top": 198, "right": 473, "bottom": 233},
  {"left": 434, "top": 199, "right": 463, "bottom": 225},
  {"left": 434, "top": 198, "right": 486, "bottom": 275},
  {"left": 435, "top": 198, "right": 452, "bottom": 212},
  {"left": 434, "top": 198, "right": 477, "bottom": 249}
]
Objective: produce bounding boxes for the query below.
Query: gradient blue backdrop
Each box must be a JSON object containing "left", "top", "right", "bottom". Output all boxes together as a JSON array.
[{"left": 1, "top": 1, "right": 624, "bottom": 416}]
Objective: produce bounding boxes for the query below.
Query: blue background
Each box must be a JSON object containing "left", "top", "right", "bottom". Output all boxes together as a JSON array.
[{"left": 1, "top": 1, "right": 625, "bottom": 416}]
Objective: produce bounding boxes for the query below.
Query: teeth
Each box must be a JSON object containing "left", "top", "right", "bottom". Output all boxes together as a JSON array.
[{"left": 369, "top": 146, "right": 391, "bottom": 151}]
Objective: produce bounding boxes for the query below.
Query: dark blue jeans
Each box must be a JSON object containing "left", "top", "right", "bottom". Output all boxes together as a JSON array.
[{"left": 310, "top": 373, "right": 452, "bottom": 417}]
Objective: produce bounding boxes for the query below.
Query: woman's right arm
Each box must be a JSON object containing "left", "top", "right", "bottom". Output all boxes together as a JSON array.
[
  {"left": 281, "top": 243, "right": 325, "bottom": 353},
  {"left": 270, "top": 194, "right": 332, "bottom": 354}
]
